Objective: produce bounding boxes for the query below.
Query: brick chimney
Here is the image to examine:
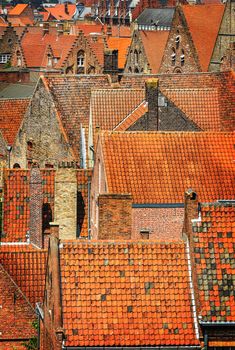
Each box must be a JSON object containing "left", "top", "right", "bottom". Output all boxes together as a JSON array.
[
  {"left": 145, "top": 78, "right": 159, "bottom": 130},
  {"left": 182, "top": 188, "right": 199, "bottom": 244},
  {"left": 104, "top": 49, "right": 118, "bottom": 75},
  {"left": 29, "top": 165, "right": 43, "bottom": 248},
  {"left": 98, "top": 193, "right": 132, "bottom": 240}
]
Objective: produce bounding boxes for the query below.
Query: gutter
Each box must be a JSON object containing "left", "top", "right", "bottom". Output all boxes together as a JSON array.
[
  {"left": 62, "top": 347, "right": 201, "bottom": 350},
  {"left": 199, "top": 321, "right": 235, "bottom": 327},
  {"left": 132, "top": 203, "right": 184, "bottom": 208}
]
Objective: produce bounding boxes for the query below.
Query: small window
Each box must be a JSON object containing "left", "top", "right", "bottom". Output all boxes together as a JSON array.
[
  {"left": 175, "top": 35, "right": 180, "bottom": 49},
  {"left": 13, "top": 163, "right": 21, "bottom": 168},
  {"left": 0, "top": 54, "right": 10, "bottom": 64},
  {"left": 180, "top": 49, "right": 185, "bottom": 66},
  {"left": 134, "top": 49, "right": 138, "bottom": 64},
  {"left": 77, "top": 51, "right": 84, "bottom": 67},
  {"left": 140, "top": 229, "right": 150, "bottom": 239},
  {"left": 171, "top": 48, "right": 176, "bottom": 66}
]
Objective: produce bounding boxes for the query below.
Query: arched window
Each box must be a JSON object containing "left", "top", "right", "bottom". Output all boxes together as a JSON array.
[
  {"left": 171, "top": 47, "right": 176, "bottom": 66},
  {"left": 47, "top": 53, "right": 52, "bottom": 67},
  {"left": 77, "top": 50, "right": 85, "bottom": 68},
  {"left": 134, "top": 50, "right": 139, "bottom": 65},
  {"left": 180, "top": 49, "right": 185, "bottom": 66},
  {"left": 128, "top": 67, "right": 132, "bottom": 73},
  {"left": 16, "top": 50, "right": 21, "bottom": 67},
  {"left": 134, "top": 67, "right": 139, "bottom": 73},
  {"left": 175, "top": 30, "right": 180, "bottom": 49},
  {"left": 13, "top": 163, "right": 21, "bottom": 168}
]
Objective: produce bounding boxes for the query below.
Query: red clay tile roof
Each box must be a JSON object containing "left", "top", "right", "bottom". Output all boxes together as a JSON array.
[
  {"left": 91, "top": 89, "right": 145, "bottom": 133},
  {"left": 161, "top": 88, "right": 221, "bottom": 131},
  {"left": 3, "top": 169, "right": 30, "bottom": 243},
  {"left": 9, "top": 16, "right": 34, "bottom": 26},
  {"left": 0, "top": 17, "right": 7, "bottom": 26},
  {"left": 192, "top": 202, "right": 235, "bottom": 322},
  {"left": 107, "top": 37, "right": 131, "bottom": 69},
  {"left": 44, "top": 4, "right": 76, "bottom": 20},
  {"left": 0, "top": 98, "right": 29, "bottom": 145},
  {"left": 0, "top": 264, "right": 35, "bottom": 339},
  {"left": 73, "top": 23, "right": 104, "bottom": 35},
  {"left": 60, "top": 240, "right": 199, "bottom": 347},
  {"left": 140, "top": 31, "right": 169, "bottom": 73},
  {"left": 182, "top": 4, "right": 225, "bottom": 71},
  {"left": 114, "top": 101, "right": 148, "bottom": 131},
  {"left": 100, "top": 131, "right": 235, "bottom": 204},
  {"left": 0, "top": 245, "right": 47, "bottom": 306},
  {"left": 44, "top": 75, "right": 111, "bottom": 160},
  {"left": 86, "top": 35, "right": 105, "bottom": 67},
  {"left": 8, "top": 3, "right": 28, "bottom": 15}
]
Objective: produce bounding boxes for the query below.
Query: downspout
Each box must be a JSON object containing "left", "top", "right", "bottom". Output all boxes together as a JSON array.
[
  {"left": 87, "top": 175, "right": 91, "bottom": 240},
  {"left": 203, "top": 328, "right": 208, "bottom": 350}
]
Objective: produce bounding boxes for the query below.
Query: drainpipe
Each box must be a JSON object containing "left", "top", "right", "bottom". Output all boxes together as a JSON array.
[{"left": 87, "top": 175, "right": 91, "bottom": 240}]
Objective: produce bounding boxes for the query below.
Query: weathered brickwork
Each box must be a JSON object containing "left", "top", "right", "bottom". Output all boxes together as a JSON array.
[
  {"left": 77, "top": 169, "right": 92, "bottom": 238},
  {"left": 209, "top": 0, "right": 235, "bottom": 72},
  {"left": 54, "top": 168, "right": 77, "bottom": 239},
  {"left": 0, "top": 26, "right": 24, "bottom": 68},
  {"left": 159, "top": 7, "right": 200, "bottom": 74},
  {"left": 132, "top": 207, "right": 184, "bottom": 240},
  {"left": 98, "top": 194, "right": 132, "bottom": 240},
  {"left": 124, "top": 31, "right": 150, "bottom": 73},
  {"left": 11, "top": 79, "right": 75, "bottom": 168}
]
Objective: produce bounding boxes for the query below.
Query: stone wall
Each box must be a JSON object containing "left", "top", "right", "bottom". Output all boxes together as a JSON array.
[
  {"left": 11, "top": 78, "right": 75, "bottom": 168},
  {"left": 54, "top": 168, "right": 77, "bottom": 239}
]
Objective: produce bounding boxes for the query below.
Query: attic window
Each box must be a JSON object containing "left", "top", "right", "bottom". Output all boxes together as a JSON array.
[
  {"left": 47, "top": 54, "right": 52, "bottom": 67},
  {"left": 175, "top": 35, "right": 180, "bottom": 49},
  {"left": 140, "top": 229, "right": 151, "bottom": 239},
  {"left": 77, "top": 50, "right": 84, "bottom": 67},
  {"left": 180, "top": 49, "right": 185, "bottom": 66},
  {"left": 0, "top": 53, "right": 10, "bottom": 64},
  {"left": 171, "top": 48, "right": 176, "bottom": 65}
]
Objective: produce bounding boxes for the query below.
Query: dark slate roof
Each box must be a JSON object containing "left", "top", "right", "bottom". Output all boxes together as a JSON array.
[
  {"left": 136, "top": 8, "right": 174, "bottom": 27},
  {"left": 0, "top": 83, "right": 36, "bottom": 98}
]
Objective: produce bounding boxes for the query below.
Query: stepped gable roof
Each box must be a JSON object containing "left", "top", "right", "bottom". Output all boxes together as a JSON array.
[
  {"left": 8, "top": 3, "right": 28, "bottom": 15},
  {"left": 192, "top": 202, "right": 235, "bottom": 323},
  {"left": 44, "top": 4, "right": 76, "bottom": 20},
  {"left": 100, "top": 131, "right": 235, "bottom": 204},
  {"left": 106, "top": 37, "right": 131, "bottom": 69},
  {"left": 114, "top": 100, "right": 148, "bottom": 131},
  {"left": 91, "top": 89, "right": 145, "bottom": 133},
  {"left": 43, "top": 75, "right": 111, "bottom": 159},
  {"left": 0, "top": 245, "right": 47, "bottom": 306},
  {"left": 0, "top": 98, "right": 29, "bottom": 145},
  {"left": 182, "top": 4, "right": 225, "bottom": 71},
  {"left": 86, "top": 35, "right": 105, "bottom": 67},
  {"left": 0, "top": 263, "right": 35, "bottom": 339},
  {"left": 60, "top": 240, "right": 199, "bottom": 347},
  {"left": 140, "top": 31, "right": 169, "bottom": 73},
  {"left": 136, "top": 8, "right": 175, "bottom": 27},
  {"left": 20, "top": 29, "right": 77, "bottom": 68}
]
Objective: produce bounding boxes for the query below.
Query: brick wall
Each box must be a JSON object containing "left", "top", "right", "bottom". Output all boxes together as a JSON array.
[
  {"left": 124, "top": 31, "right": 150, "bottom": 74},
  {"left": 132, "top": 207, "right": 184, "bottom": 240},
  {"left": 98, "top": 193, "right": 132, "bottom": 240},
  {"left": 0, "top": 26, "right": 21, "bottom": 67},
  {"left": 0, "top": 70, "right": 30, "bottom": 83}
]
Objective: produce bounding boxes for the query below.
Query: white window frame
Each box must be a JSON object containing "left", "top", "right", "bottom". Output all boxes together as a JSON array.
[{"left": 0, "top": 54, "right": 10, "bottom": 64}]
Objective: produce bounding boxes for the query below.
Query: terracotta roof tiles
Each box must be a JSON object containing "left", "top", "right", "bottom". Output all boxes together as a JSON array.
[
  {"left": 44, "top": 4, "right": 76, "bottom": 21},
  {"left": 100, "top": 131, "right": 235, "bottom": 204},
  {"left": 140, "top": 30, "right": 169, "bottom": 73},
  {"left": 114, "top": 101, "right": 148, "bottom": 131},
  {"left": 193, "top": 202, "right": 235, "bottom": 322},
  {"left": 107, "top": 37, "right": 131, "bottom": 69},
  {"left": 8, "top": 3, "right": 28, "bottom": 15},
  {"left": 0, "top": 98, "right": 29, "bottom": 145},
  {"left": 182, "top": 4, "right": 225, "bottom": 71},
  {"left": 60, "top": 240, "right": 199, "bottom": 347}
]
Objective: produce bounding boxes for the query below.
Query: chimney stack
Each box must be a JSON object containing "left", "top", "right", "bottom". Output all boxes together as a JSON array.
[
  {"left": 145, "top": 78, "right": 159, "bottom": 130},
  {"left": 183, "top": 189, "right": 199, "bottom": 244}
]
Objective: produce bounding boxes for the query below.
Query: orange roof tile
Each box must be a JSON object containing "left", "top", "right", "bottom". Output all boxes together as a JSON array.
[
  {"left": 0, "top": 246, "right": 47, "bottom": 306},
  {"left": 8, "top": 3, "right": 28, "bottom": 15},
  {"left": 114, "top": 101, "right": 148, "bottom": 131},
  {"left": 140, "top": 30, "right": 169, "bottom": 73},
  {"left": 107, "top": 37, "right": 131, "bottom": 69},
  {"left": 100, "top": 131, "right": 235, "bottom": 204},
  {"left": 91, "top": 89, "right": 145, "bottom": 133},
  {"left": 182, "top": 4, "right": 225, "bottom": 71},
  {"left": 0, "top": 264, "right": 35, "bottom": 339},
  {"left": 60, "top": 240, "right": 199, "bottom": 347},
  {"left": 86, "top": 35, "right": 105, "bottom": 67},
  {"left": 161, "top": 88, "right": 221, "bottom": 131},
  {"left": 0, "top": 98, "right": 29, "bottom": 145},
  {"left": 44, "top": 4, "right": 76, "bottom": 21},
  {"left": 193, "top": 202, "right": 235, "bottom": 322}
]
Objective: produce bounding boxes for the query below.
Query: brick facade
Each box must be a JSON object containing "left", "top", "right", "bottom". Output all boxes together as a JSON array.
[
  {"left": 125, "top": 31, "right": 150, "bottom": 73},
  {"left": 159, "top": 7, "right": 200, "bottom": 74},
  {"left": 97, "top": 193, "right": 132, "bottom": 240},
  {"left": 0, "top": 26, "right": 24, "bottom": 68}
]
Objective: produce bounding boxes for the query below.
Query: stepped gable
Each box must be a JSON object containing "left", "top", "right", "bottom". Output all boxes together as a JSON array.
[
  {"left": 182, "top": 4, "right": 225, "bottom": 71},
  {"left": 44, "top": 75, "right": 111, "bottom": 159},
  {"left": 0, "top": 263, "right": 35, "bottom": 340},
  {"left": 120, "top": 71, "right": 235, "bottom": 131},
  {"left": 0, "top": 245, "right": 47, "bottom": 307},
  {"left": 0, "top": 98, "right": 29, "bottom": 145},
  {"left": 100, "top": 131, "right": 235, "bottom": 203},
  {"left": 91, "top": 88, "right": 145, "bottom": 133},
  {"left": 192, "top": 202, "right": 235, "bottom": 322},
  {"left": 106, "top": 37, "right": 131, "bottom": 69},
  {"left": 60, "top": 240, "right": 199, "bottom": 347},
  {"left": 140, "top": 30, "right": 169, "bottom": 73}
]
